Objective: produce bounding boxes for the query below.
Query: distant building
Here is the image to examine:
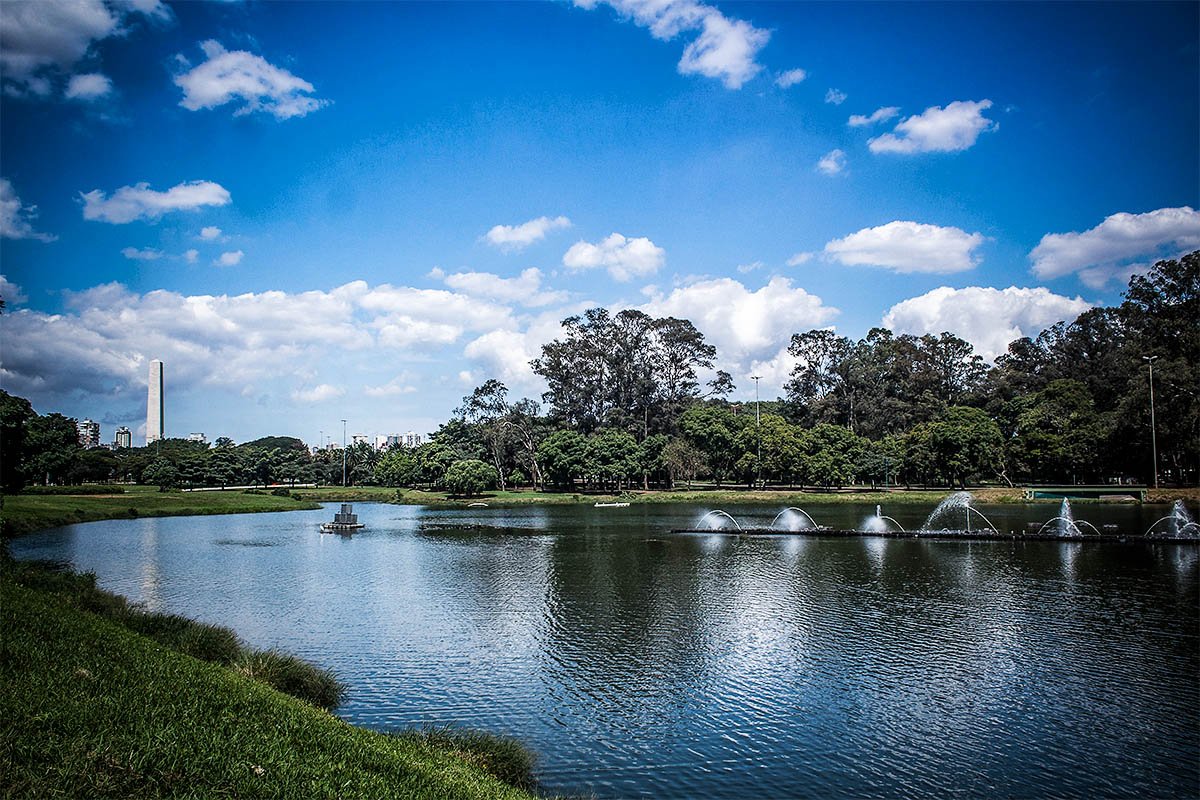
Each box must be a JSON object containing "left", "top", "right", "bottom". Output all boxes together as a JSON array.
[
  {"left": 114, "top": 426, "right": 132, "bottom": 448},
  {"left": 77, "top": 419, "right": 101, "bottom": 448},
  {"left": 373, "top": 435, "right": 390, "bottom": 450},
  {"left": 403, "top": 431, "right": 422, "bottom": 448},
  {"left": 351, "top": 434, "right": 369, "bottom": 446},
  {"left": 146, "top": 359, "right": 164, "bottom": 444},
  {"left": 187, "top": 432, "right": 207, "bottom": 444}
]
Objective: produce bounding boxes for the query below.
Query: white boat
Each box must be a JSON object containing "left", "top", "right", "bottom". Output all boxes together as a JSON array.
[{"left": 594, "top": 501, "right": 631, "bottom": 508}]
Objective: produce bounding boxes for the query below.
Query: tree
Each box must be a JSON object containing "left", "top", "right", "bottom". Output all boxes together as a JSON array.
[
  {"left": 456, "top": 379, "right": 512, "bottom": 490},
  {"left": 678, "top": 403, "right": 744, "bottom": 486},
  {"left": 926, "top": 406, "right": 1003, "bottom": 487},
  {"left": 799, "top": 423, "right": 864, "bottom": 488},
  {"left": 444, "top": 459, "right": 496, "bottom": 497},
  {"left": 24, "top": 413, "right": 81, "bottom": 485},
  {"left": 1009, "top": 379, "right": 1107, "bottom": 484},
  {"left": 0, "top": 391, "right": 35, "bottom": 490},
  {"left": 142, "top": 457, "right": 179, "bottom": 491},
  {"left": 537, "top": 430, "right": 588, "bottom": 489},
  {"left": 375, "top": 448, "right": 419, "bottom": 487},
  {"left": 662, "top": 438, "right": 706, "bottom": 488},
  {"left": 584, "top": 429, "right": 640, "bottom": 491}
]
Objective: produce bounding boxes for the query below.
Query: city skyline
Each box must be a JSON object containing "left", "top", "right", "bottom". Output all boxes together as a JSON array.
[{"left": 1, "top": 0, "right": 1197, "bottom": 442}]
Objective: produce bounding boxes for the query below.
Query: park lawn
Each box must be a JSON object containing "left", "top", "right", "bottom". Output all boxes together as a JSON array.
[
  {"left": 0, "top": 574, "right": 537, "bottom": 800},
  {"left": 0, "top": 486, "right": 319, "bottom": 538}
]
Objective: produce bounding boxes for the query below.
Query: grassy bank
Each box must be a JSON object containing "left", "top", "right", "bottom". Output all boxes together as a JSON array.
[
  {"left": 0, "top": 485, "right": 320, "bottom": 538},
  {"left": 0, "top": 561, "right": 538, "bottom": 799}
]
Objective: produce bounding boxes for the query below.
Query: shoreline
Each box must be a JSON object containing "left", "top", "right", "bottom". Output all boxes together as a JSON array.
[{"left": 3, "top": 484, "right": 1195, "bottom": 539}]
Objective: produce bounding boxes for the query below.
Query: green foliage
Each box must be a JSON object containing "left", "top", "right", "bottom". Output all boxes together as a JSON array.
[
  {"left": 395, "top": 726, "right": 537, "bottom": 793},
  {"left": 444, "top": 459, "right": 497, "bottom": 497},
  {"left": 537, "top": 430, "right": 588, "bottom": 488},
  {"left": 0, "top": 575, "right": 534, "bottom": 799},
  {"left": 140, "top": 457, "right": 179, "bottom": 491},
  {"left": 585, "top": 428, "right": 640, "bottom": 489},
  {"left": 233, "top": 649, "right": 346, "bottom": 711}
]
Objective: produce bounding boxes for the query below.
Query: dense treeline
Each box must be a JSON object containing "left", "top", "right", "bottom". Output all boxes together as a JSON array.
[{"left": 2, "top": 254, "right": 1195, "bottom": 494}]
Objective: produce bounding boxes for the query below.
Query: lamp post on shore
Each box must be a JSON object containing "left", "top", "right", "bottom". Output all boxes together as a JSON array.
[
  {"left": 341, "top": 419, "right": 347, "bottom": 487},
  {"left": 752, "top": 375, "right": 762, "bottom": 488},
  {"left": 1143, "top": 356, "right": 1159, "bottom": 489}
]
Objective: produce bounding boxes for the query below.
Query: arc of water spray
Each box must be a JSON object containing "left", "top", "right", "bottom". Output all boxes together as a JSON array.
[
  {"left": 770, "top": 507, "right": 817, "bottom": 531},
  {"left": 697, "top": 510, "right": 743, "bottom": 532}
]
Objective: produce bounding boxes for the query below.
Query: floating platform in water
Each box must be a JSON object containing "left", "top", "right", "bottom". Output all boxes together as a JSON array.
[
  {"left": 670, "top": 528, "right": 1199, "bottom": 544},
  {"left": 321, "top": 503, "right": 365, "bottom": 535}
]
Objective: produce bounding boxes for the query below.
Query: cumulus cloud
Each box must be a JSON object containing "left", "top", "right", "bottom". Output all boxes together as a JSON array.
[
  {"left": 883, "top": 286, "right": 1092, "bottom": 361},
  {"left": 121, "top": 246, "right": 163, "bottom": 261},
  {"left": 292, "top": 384, "right": 344, "bottom": 403},
  {"left": 438, "top": 267, "right": 568, "bottom": 307},
  {"left": 563, "top": 232, "right": 666, "bottom": 281},
  {"left": 775, "top": 68, "right": 806, "bottom": 88},
  {"left": 364, "top": 376, "right": 418, "bottom": 398},
  {"left": 824, "top": 221, "right": 985, "bottom": 274},
  {"left": 81, "top": 179, "right": 231, "bottom": 224},
  {"left": 0, "top": 275, "right": 28, "bottom": 305},
  {"left": 869, "top": 99, "right": 997, "bottom": 154},
  {"left": 576, "top": 0, "right": 769, "bottom": 89},
  {"left": 0, "top": 279, "right": 523, "bottom": 413},
  {"left": 848, "top": 106, "right": 899, "bottom": 127},
  {"left": 199, "top": 225, "right": 222, "bottom": 240},
  {"left": 214, "top": 250, "right": 243, "bottom": 267},
  {"left": 824, "top": 88, "right": 847, "bottom": 105},
  {"left": 786, "top": 252, "right": 814, "bottom": 267},
  {"left": 64, "top": 72, "right": 112, "bottom": 101},
  {"left": 0, "top": 0, "right": 167, "bottom": 96},
  {"left": 183, "top": 249, "right": 198, "bottom": 264},
  {"left": 1029, "top": 206, "right": 1200, "bottom": 288},
  {"left": 640, "top": 276, "right": 838, "bottom": 369},
  {"left": 484, "top": 215, "right": 570, "bottom": 251},
  {"left": 174, "top": 40, "right": 327, "bottom": 120},
  {"left": 0, "top": 178, "right": 55, "bottom": 241},
  {"left": 817, "top": 148, "right": 846, "bottom": 175}
]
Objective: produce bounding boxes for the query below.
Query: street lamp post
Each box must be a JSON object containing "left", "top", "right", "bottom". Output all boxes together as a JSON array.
[
  {"left": 1143, "top": 356, "right": 1159, "bottom": 489},
  {"left": 341, "top": 419, "right": 347, "bottom": 487},
  {"left": 751, "top": 375, "right": 762, "bottom": 488}
]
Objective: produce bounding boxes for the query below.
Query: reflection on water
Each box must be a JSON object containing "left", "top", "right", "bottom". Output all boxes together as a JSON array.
[{"left": 10, "top": 502, "right": 1199, "bottom": 799}]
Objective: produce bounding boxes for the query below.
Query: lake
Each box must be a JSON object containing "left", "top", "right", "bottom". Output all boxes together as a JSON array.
[{"left": 10, "top": 501, "right": 1199, "bottom": 798}]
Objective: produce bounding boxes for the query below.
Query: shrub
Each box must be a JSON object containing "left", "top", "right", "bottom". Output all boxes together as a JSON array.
[
  {"left": 233, "top": 649, "right": 346, "bottom": 710},
  {"left": 271, "top": 487, "right": 291, "bottom": 497}
]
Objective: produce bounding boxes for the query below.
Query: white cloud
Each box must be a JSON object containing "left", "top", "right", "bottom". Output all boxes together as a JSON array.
[
  {"left": 848, "top": 106, "right": 899, "bottom": 127},
  {"left": 736, "top": 260, "right": 764, "bottom": 274},
  {"left": 364, "top": 376, "right": 418, "bottom": 398},
  {"left": 576, "top": 0, "right": 769, "bottom": 89},
  {"left": 824, "top": 221, "right": 985, "bottom": 274},
  {"left": 0, "top": 275, "right": 28, "bottom": 305},
  {"left": 786, "top": 252, "right": 814, "bottom": 267},
  {"left": 0, "top": 178, "right": 55, "bottom": 241},
  {"left": 563, "top": 232, "right": 665, "bottom": 281},
  {"left": 0, "top": 0, "right": 167, "bottom": 96},
  {"left": 81, "top": 180, "right": 231, "bottom": 224},
  {"left": 292, "top": 384, "right": 344, "bottom": 403},
  {"left": 464, "top": 329, "right": 540, "bottom": 388},
  {"left": 824, "top": 88, "right": 847, "bottom": 105},
  {"left": 183, "top": 249, "right": 199, "bottom": 264},
  {"left": 199, "top": 225, "right": 222, "bottom": 240},
  {"left": 438, "top": 267, "right": 568, "bottom": 307},
  {"left": 174, "top": 40, "right": 327, "bottom": 120},
  {"left": 214, "top": 250, "right": 244, "bottom": 267},
  {"left": 121, "top": 246, "right": 163, "bottom": 261},
  {"left": 869, "top": 99, "right": 997, "bottom": 154},
  {"left": 883, "top": 286, "right": 1092, "bottom": 361},
  {"left": 640, "top": 276, "right": 838, "bottom": 369},
  {"left": 64, "top": 72, "right": 112, "bottom": 101},
  {"left": 484, "top": 215, "right": 570, "bottom": 251},
  {"left": 1029, "top": 206, "right": 1200, "bottom": 288},
  {"left": 817, "top": 148, "right": 846, "bottom": 175},
  {"left": 775, "top": 68, "right": 806, "bottom": 88}
]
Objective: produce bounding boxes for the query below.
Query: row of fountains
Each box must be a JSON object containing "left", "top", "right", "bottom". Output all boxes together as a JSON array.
[{"left": 696, "top": 493, "right": 1200, "bottom": 540}]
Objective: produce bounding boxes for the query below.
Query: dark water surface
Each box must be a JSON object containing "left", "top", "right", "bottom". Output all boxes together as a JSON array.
[{"left": 11, "top": 502, "right": 1199, "bottom": 798}]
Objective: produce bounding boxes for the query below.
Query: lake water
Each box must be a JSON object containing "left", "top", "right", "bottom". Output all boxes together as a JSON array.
[{"left": 11, "top": 501, "right": 1199, "bottom": 798}]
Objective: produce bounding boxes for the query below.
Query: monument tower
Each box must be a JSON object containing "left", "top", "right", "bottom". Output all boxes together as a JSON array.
[{"left": 146, "top": 359, "right": 164, "bottom": 444}]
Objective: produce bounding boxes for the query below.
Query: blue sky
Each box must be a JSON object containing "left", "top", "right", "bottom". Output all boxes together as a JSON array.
[{"left": 2, "top": 0, "right": 1197, "bottom": 445}]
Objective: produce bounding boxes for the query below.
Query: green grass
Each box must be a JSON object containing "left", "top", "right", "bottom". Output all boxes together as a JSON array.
[
  {"left": 0, "top": 570, "right": 539, "bottom": 799},
  {"left": 0, "top": 485, "right": 320, "bottom": 538}
]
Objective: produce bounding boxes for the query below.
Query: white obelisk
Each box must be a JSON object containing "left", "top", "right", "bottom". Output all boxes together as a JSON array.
[{"left": 147, "top": 360, "right": 164, "bottom": 444}]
